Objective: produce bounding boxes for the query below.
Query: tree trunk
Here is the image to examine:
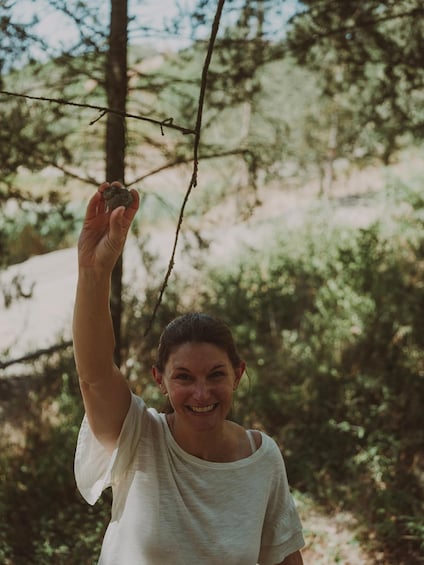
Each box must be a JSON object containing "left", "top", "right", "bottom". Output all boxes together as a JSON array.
[
  {"left": 321, "top": 113, "right": 338, "bottom": 196},
  {"left": 106, "top": 0, "right": 128, "bottom": 366}
]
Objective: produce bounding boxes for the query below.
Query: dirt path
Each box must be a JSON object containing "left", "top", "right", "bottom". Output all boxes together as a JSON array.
[{"left": 297, "top": 494, "right": 377, "bottom": 564}]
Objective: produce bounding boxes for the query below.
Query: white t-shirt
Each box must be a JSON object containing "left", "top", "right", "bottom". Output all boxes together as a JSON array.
[{"left": 75, "top": 393, "right": 304, "bottom": 565}]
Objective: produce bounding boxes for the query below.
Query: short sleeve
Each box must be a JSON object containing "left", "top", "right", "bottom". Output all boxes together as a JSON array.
[
  {"left": 258, "top": 442, "right": 305, "bottom": 564},
  {"left": 74, "top": 393, "right": 146, "bottom": 505}
]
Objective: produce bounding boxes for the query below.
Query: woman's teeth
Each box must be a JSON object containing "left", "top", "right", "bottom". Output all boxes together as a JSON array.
[{"left": 189, "top": 404, "right": 216, "bottom": 413}]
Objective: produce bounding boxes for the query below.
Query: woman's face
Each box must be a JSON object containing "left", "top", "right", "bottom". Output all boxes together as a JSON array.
[{"left": 153, "top": 342, "right": 245, "bottom": 433}]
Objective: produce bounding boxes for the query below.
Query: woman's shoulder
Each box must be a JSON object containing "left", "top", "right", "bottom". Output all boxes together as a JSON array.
[
  {"left": 124, "top": 392, "right": 167, "bottom": 441},
  {"left": 130, "top": 392, "right": 163, "bottom": 419},
  {"left": 248, "top": 429, "right": 263, "bottom": 451},
  {"left": 228, "top": 421, "right": 285, "bottom": 462},
  {"left": 250, "top": 429, "right": 287, "bottom": 463}
]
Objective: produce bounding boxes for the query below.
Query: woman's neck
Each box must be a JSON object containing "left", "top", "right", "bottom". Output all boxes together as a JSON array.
[{"left": 166, "top": 413, "right": 248, "bottom": 462}]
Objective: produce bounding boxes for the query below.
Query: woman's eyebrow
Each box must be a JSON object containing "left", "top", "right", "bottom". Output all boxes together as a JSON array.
[
  {"left": 173, "top": 363, "right": 226, "bottom": 372},
  {"left": 208, "top": 364, "right": 226, "bottom": 372}
]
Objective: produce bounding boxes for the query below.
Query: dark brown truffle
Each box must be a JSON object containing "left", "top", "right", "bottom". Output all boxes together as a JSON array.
[{"left": 103, "top": 186, "right": 133, "bottom": 211}]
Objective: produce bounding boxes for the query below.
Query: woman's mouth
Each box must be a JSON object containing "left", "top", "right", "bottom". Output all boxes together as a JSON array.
[{"left": 187, "top": 403, "right": 218, "bottom": 413}]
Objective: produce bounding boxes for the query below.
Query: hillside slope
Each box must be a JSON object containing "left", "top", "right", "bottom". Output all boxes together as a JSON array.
[{"left": 1, "top": 151, "right": 420, "bottom": 366}]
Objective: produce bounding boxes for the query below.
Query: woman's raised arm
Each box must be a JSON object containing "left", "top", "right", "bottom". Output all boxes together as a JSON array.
[{"left": 73, "top": 182, "right": 139, "bottom": 452}]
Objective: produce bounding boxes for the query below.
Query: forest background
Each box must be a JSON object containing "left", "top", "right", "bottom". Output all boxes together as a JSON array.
[{"left": 0, "top": 1, "right": 423, "bottom": 563}]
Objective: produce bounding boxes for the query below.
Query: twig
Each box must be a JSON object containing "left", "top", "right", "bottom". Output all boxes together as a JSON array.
[
  {"left": 0, "top": 341, "right": 73, "bottom": 370},
  {"left": 34, "top": 154, "right": 100, "bottom": 187},
  {"left": 144, "top": 0, "right": 226, "bottom": 336},
  {"left": 0, "top": 90, "right": 195, "bottom": 135},
  {"left": 127, "top": 148, "right": 249, "bottom": 186},
  {"left": 89, "top": 109, "right": 108, "bottom": 125}
]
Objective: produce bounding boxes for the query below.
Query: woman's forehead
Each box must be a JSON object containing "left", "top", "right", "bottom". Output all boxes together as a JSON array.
[{"left": 166, "top": 342, "right": 229, "bottom": 369}]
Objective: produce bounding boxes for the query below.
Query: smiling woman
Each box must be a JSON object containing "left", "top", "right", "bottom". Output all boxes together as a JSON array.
[
  {"left": 153, "top": 335, "right": 246, "bottom": 459},
  {"left": 73, "top": 184, "right": 305, "bottom": 565}
]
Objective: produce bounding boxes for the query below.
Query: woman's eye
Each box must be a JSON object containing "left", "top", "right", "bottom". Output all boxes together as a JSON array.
[
  {"left": 175, "top": 373, "right": 191, "bottom": 381},
  {"left": 210, "top": 371, "right": 225, "bottom": 379}
]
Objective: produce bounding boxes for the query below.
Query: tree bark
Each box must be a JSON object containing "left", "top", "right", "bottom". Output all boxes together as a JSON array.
[{"left": 105, "top": 0, "right": 128, "bottom": 366}]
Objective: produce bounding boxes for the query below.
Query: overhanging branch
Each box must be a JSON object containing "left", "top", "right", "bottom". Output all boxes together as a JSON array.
[{"left": 0, "top": 90, "right": 195, "bottom": 135}]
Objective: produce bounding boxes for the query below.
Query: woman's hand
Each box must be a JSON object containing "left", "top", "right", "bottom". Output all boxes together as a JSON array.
[{"left": 78, "top": 181, "right": 139, "bottom": 274}]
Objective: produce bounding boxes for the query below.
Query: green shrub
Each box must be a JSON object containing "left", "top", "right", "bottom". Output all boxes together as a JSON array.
[
  {"left": 0, "top": 194, "right": 76, "bottom": 266},
  {"left": 191, "top": 184, "right": 424, "bottom": 562},
  {"left": 0, "top": 352, "right": 108, "bottom": 564}
]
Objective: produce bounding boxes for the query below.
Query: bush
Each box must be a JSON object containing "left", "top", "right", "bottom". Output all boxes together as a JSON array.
[
  {"left": 0, "top": 193, "right": 76, "bottom": 266},
  {"left": 0, "top": 351, "right": 108, "bottom": 564},
  {"left": 190, "top": 183, "right": 424, "bottom": 562}
]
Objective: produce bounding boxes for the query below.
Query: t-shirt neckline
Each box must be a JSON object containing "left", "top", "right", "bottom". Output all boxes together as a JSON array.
[{"left": 158, "top": 412, "right": 266, "bottom": 470}]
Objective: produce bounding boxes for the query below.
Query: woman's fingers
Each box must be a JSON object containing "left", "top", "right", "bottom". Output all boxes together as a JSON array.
[
  {"left": 84, "top": 182, "right": 139, "bottom": 231},
  {"left": 78, "top": 183, "right": 139, "bottom": 271},
  {"left": 107, "top": 188, "right": 139, "bottom": 247},
  {"left": 98, "top": 181, "right": 111, "bottom": 194},
  {"left": 84, "top": 190, "right": 104, "bottom": 222},
  {"left": 125, "top": 188, "right": 140, "bottom": 218}
]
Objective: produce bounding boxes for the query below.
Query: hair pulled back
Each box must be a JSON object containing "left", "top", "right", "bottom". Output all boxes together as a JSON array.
[{"left": 155, "top": 312, "right": 242, "bottom": 373}]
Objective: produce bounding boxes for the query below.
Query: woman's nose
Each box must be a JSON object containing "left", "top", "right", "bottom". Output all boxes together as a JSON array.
[{"left": 192, "top": 380, "right": 209, "bottom": 401}]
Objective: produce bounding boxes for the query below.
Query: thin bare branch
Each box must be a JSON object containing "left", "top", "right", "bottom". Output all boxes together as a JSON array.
[
  {"left": 0, "top": 90, "right": 195, "bottom": 135},
  {"left": 0, "top": 341, "right": 73, "bottom": 370},
  {"left": 36, "top": 156, "right": 100, "bottom": 187},
  {"left": 144, "top": 0, "right": 226, "bottom": 336},
  {"left": 127, "top": 148, "right": 249, "bottom": 186}
]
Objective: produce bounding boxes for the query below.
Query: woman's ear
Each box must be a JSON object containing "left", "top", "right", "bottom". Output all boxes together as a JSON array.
[
  {"left": 233, "top": 361, "right": 246, "bottom": 390},
  {"left": 152, "top": 366, "right": 168, "bottom": 395},
  {"left": 151, "top": 365, "right": 160, "bottom": 384}
]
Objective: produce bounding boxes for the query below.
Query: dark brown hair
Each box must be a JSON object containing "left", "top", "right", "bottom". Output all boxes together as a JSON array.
[{"left": 155, "top": 312, "right": 242, "bottom": 373}]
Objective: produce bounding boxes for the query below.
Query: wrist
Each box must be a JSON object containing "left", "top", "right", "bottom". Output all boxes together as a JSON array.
[
  {"left": 78, "top": 264, "right": 113, "bottom": 279},
  {"left": 77, "top": 267, "right": 112, "bottom": 296}
]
